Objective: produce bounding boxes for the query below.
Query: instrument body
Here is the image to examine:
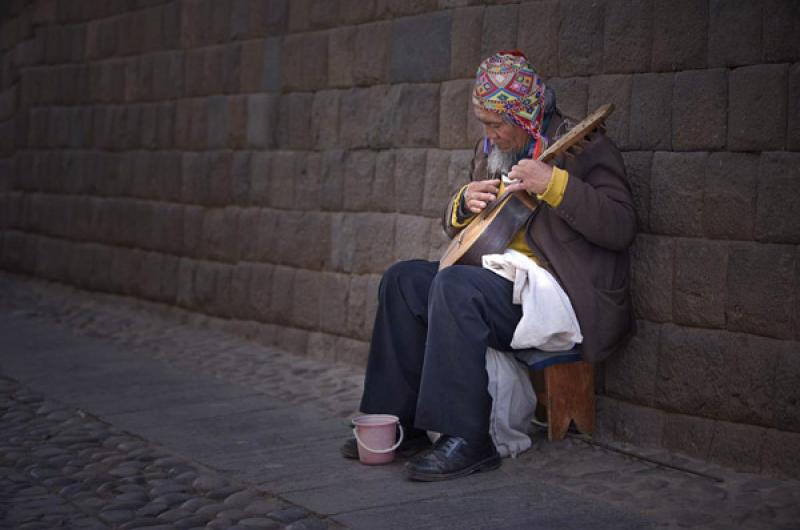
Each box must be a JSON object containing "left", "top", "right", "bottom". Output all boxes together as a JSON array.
[{"left": 438, "top": 104, "right": 615, "bottom": 270}]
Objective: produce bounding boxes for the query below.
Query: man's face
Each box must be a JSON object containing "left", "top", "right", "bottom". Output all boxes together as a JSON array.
[{"left": 473, "top": 106, "right": 529, "bottom": 153}]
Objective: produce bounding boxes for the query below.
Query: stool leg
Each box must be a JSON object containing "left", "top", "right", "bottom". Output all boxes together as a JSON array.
[{"left": 545, "top": 361, "right": 594, "bottom": 441}]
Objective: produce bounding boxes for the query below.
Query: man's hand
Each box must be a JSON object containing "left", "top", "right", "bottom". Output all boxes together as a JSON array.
[
  {"left": 505, "top": 159, "right": 553, "bottom": 195},
  {"left": 463, "top": 179, "right": 501, "bottom": 214}
]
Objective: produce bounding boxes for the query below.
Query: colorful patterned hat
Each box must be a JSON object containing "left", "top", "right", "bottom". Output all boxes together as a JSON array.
[{"left": 473, "top": 51, "right": 547, "bottom": 142}]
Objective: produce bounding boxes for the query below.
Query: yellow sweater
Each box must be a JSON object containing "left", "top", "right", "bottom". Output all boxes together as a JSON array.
[{"left": 450, "top": 166, "right": 569, "bottom": 260}]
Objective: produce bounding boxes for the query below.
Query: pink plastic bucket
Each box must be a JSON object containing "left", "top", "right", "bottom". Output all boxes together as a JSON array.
[{"left": 352, "top": 414, "right": 404, "bottom": 465}]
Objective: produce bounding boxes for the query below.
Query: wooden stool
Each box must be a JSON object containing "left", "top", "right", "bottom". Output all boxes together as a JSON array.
[{"left": 513, "top": 349, "right": 594, "bottom": 441}]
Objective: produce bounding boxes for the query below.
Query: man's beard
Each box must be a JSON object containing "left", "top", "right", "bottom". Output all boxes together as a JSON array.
[{"left": 487, "top": 147, "right": 514, "bottom": 178}]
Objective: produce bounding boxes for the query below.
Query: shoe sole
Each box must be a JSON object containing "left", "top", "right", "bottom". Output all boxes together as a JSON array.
[{"left": 403, "top": 454, "right": 502, "bottom": 482}]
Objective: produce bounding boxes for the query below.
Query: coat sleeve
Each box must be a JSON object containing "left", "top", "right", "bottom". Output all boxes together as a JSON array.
[
  {"left": 441, "top": 139, "right": 486, "bottom": 239},
  {"left": 550, "top": 134, "right": 637, "bottom": 251}
]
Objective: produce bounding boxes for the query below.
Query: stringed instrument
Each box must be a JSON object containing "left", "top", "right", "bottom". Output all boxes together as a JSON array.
[{"left": 439, "top": 104, "right": 615, "bottom": 270}]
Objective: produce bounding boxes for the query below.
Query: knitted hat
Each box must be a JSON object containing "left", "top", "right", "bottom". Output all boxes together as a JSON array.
[{"left": 472, "top": 51, "right": 547, "bottom": 142}]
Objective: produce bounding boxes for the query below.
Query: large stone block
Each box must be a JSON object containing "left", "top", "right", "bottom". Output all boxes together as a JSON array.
[
  {"left": 249, "top": 0, "right": 288, "bottom": 37},
  {"left": 353, "top": 21, "right": 391, "bottom": 86},
  {"left": 672, "top": 69, "right": 727, "bottom": 151},
  {"left": 602, "top": 0, "right": 651, "bottom": 74},
  {"left": 709, "top": 420, "right": 767, "bottom": 473},
  {"left": 599, "top": 398, "right": 666, "bottom": 448},
  {"left": 480, "top": 4, "right": 518, "bottom": 65},
  {"left": 339, "top": 0, "right": 376, "bottom": 25},
  {"left": 207, "top": 150, "right": 235, "bottom": 206},
  {"left": 228, "top": 95, "right": 248, "bottom": 149},
  {"left": 763, "top": 337, "right": 800, "bottom": 433},
  {"left": 269, "top": 265, "right": 296, "bottom": 325},
  {"left": 266, "top": 150, "right": 294, "bottom": 209},
  {"left": 558, "top": 0, "right": 603, "bottom": 77},
  {"left": 294, "top": 152, "right": 322, "bottom": 211},
  {"left": 708, "top": 0, "right": 762, "bottom": 68},
  {"left": 762, "top": 429, "right": 800, "bottom": 479},
  {"left": 327, "top": 26, "right": 355, "bottom": 88},
  {"left": 604, "top": 320, "right": 659, "bottom": 407},
  {"left": 728, "top": 64, "right": 788, "bottom": 151},
  {"left": 656, "top": 326, "right": 727, "bottom": 419},
  {"left": 281, "top": 33, "right": 305, "bottom": 91},
  {"left": 450, "top": 6, "right": 483, "bottom": 79},
  {"left": 282, "top": 31, "right": 328, "bottom": 91},
  {"left": 673, "top": 239, "right": 728, "bottom": 328},
  {"left": 240, "top": 39, "right": 265, "bottom": 93},
  {"left": 201, "top": 207, "right": 239, "bottom": 262},
  {"left": 240, "top": 208, "right": 278, "bottom": 262},
  {"left": 790, "top": 64, "right": 800, "bottom": 151},
  {"left": 346, "top": 273, "right": 369, "bottom": 340},
  {"left": 755, "top": 153, "right": 800, "bottom": 244},
  {"left": 262, "top": 37, "right": 282, "bottom": 91},
  {"left": 650, "top": 152, "right": 706, "bottom": 237},
  {"left": 245, "top": 262, "right": 274, "bottom": 321},
  {"left": 394, "top": 214, "right": 432, "bottom": 262},
  {"left": 621, "top": 151, "right": 652, "bottom": 233},
  {"left": 321, "top": 149, "right": 346, "bottom": 211},
  {"left": 630, "top": 234, "right": 673, "bottom": 322},
  {"left": 367, "top": 84, "right": 440, "bottom": 148},
  {"left": 223, "top": 43, "right": 242, "bottom": 94},
  {"left": 394, "top": 148, "right": 429, "bottom": 216},
  {"left": 291, "top": 268, "right": 320, "bottom": 329},
  {"left": 587, "top": 74, "right": 631, "bottom": 148},
  {"left": 335, "top": 336, "right": 369, "bottom": 367},
  {"left": 329, "top": 212, "right": 394, "bottom": 273},
  {"left": 763, "top": 0, "right": 800, "bottom": 63},
  {"left": 373, "top": 151, "right": 396, "bottom": 213},
  {"left": 183, "top": 48, "right": 205, "bottom": 98},
  {"left": 629, "top": 73, "right": 673, "bottom": 150},
  {"left": 277, "top": 92, "right": 313, "bottom": 149},
  {"left": 651, "top": 0, "right": 708, "bottom": 71},
  {"left": 439, "top": 79, "right": 473, "bottom": 149},
  {"left": 421, "top": 150, "right": 452, "bottom": 218},
  {"left": 246, "top": 94, "right": 278, "bottom": 148},
  {"left": 207, "top": 96, "right": 230, "bottom": 149},
  {"left": 338, "top": 87, "right": 370, "bottom": 148},
  {"left": 701, "top": 152, "right": 758, "bottom": 240},
  {"left": 156, "top": 102, "right": 175, "bottom": 149},
  {"left": 726, "top": 242, "right": 795, "bottom": 340},
  {"left": 662, "top": 412, "right": 715, "bottom": 461},
  {"left": 390, "top": 12, "right": 452, "bottom": 83},
  {"left": 139, "top": 104, "right": 157, "bottom": 149},
  {"left": 181, "top": 152, "right": 210, "bottom": 205},
  {"left": 275, "top": 211, "right": 329, "bottom": 270},
  {"left": 208, "top": 0, "right": 232, "bottom": 45},
  {"left": 516, "top": 1, "right": 558, "bottom": 78},
  {"left": 318, "top": 271, "right": 350, "bottom": 335},
  {"left": 203, "top": 46, "right": 227, "bottom": 96},
  {"left": 343, "top": 150, "right": 376, "bottom": 212},
  {"left": 311, "top": 90, "right": 340, "bottom": 150}
]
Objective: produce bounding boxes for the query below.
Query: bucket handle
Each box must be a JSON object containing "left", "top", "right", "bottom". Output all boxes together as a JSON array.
[{"left": 352, "top": 424, "right": 404, "bottom": 454}]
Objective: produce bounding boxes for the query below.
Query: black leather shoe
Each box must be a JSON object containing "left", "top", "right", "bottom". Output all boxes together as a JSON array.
[
  {"left": 403, "top": 435, "right": 501, "bottom": 481},
  {"left": 340, "top": 429, "right": 432, "bottom": 460}
]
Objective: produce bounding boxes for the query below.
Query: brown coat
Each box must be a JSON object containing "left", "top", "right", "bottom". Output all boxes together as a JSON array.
[{"left": 442, "top": 115, "right": 636, "bottom": 363}]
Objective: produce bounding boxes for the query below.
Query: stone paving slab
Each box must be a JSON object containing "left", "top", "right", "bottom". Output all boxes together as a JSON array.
[
  {"left": 333, "top": 482, "right": 648, "bottom": 530},
  {"left": 2, "top": 272, "right": 800, "bottom": 529}
]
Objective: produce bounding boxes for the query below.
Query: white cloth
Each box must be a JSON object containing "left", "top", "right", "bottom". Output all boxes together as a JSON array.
[
  {"left": 485, "top": 347, "right": 537, "bottom": 457},
  {"left": 482, "top": 249, "right": 582, "bottom": 351},
  {"left": 482, "top": 249, "right": 583, "bottom": 457}
]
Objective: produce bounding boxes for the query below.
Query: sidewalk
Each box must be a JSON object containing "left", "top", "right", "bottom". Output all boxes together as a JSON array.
[{"left": 1, "top": 272, "right": 799, "bottom": 529}]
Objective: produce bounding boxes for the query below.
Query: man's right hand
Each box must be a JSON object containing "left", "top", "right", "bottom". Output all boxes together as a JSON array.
[{"left": 463, "top": 179, "right": 501, "bottom": 214}]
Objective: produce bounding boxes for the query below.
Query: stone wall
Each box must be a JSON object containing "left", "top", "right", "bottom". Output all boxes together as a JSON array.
[{"left": 0, "top": 0, "right": 798, "bottom": 477}]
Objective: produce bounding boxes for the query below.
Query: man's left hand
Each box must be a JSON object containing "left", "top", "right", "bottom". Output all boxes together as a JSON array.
[{"left": 505, "top": 159, "right": 553, "bottom": 195}]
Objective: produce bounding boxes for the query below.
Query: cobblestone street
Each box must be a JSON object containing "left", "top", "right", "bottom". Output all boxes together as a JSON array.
[{"left": 2, "top": 271, "right": 800, "bottom": 529}]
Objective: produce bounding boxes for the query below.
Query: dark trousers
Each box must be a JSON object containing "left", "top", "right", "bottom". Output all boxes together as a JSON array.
[{"left": 359, "top": 260, "right": 522, "bottom": 440}]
